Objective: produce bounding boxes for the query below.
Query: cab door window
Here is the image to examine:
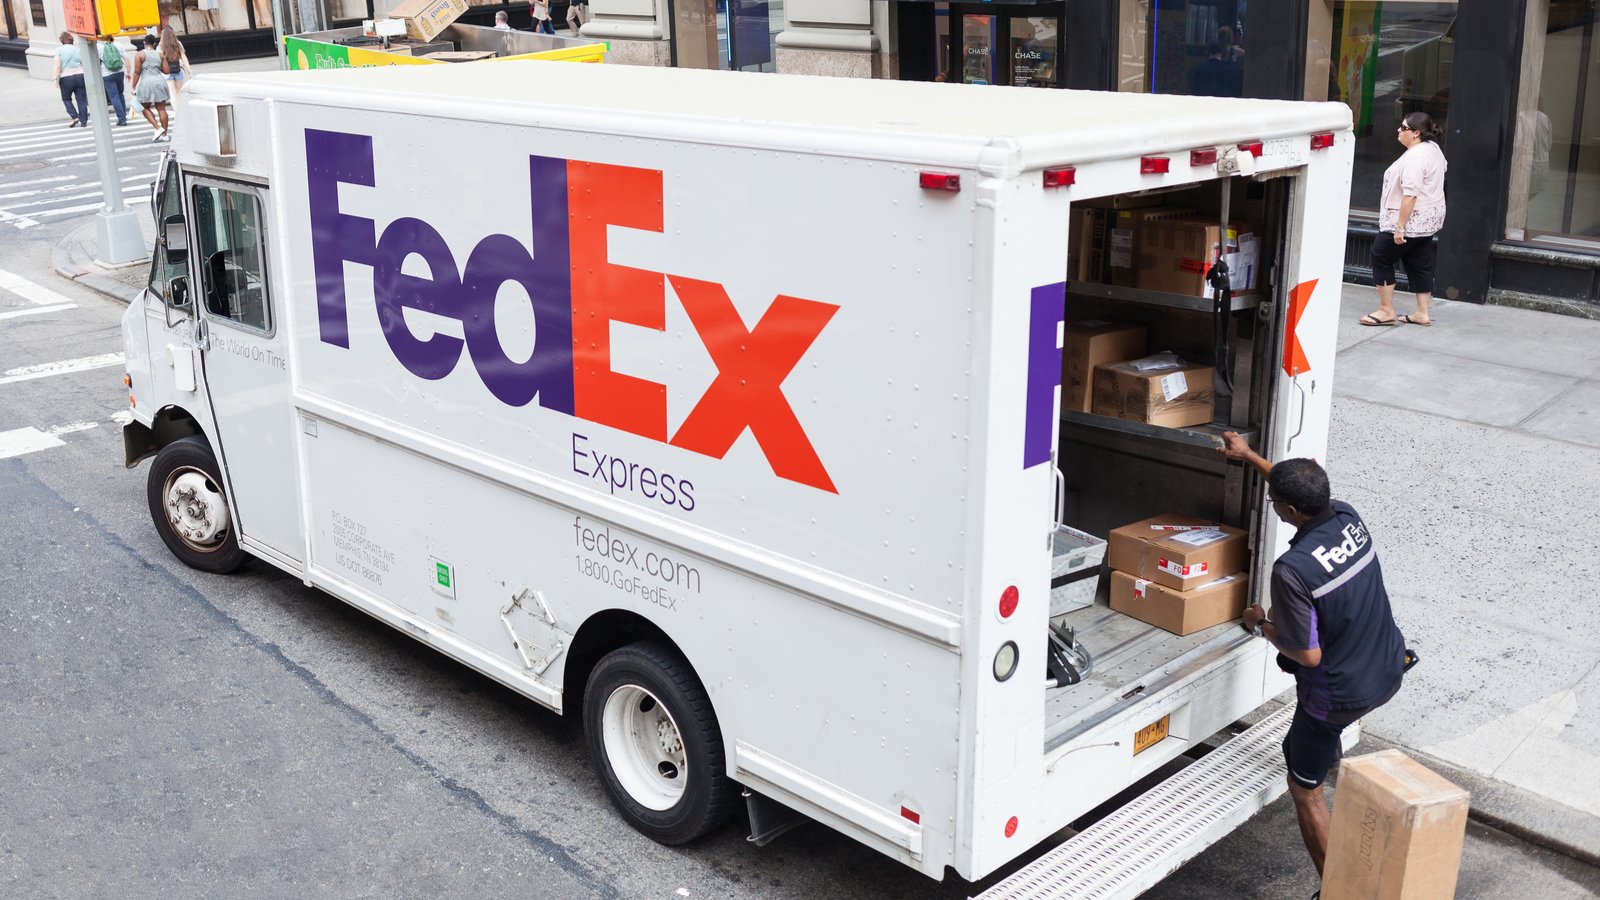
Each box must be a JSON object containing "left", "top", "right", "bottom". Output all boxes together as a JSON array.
[{"left": 192, "top": 184, "right": 271, "bottom": 334}]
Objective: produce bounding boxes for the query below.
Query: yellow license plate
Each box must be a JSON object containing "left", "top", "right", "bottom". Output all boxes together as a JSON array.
[{"left": 1133, "top": 714, "right": 1171, "bottom": 756}]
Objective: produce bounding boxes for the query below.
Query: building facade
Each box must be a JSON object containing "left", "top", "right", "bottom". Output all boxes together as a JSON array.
[
  {"left": 583, "top": 0, "right": 1598, "bottom": 317},
  {"left": 8, "top": 0, "right": 1592, "bottom": 316}
]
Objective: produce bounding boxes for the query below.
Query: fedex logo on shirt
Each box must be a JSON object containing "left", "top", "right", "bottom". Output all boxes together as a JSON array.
[
  {"left": 1312, "top": 522, "right": 1369, "bottom": 573},
  {"left": 305, "top": 129, "right": 840, "bottom": 493}
]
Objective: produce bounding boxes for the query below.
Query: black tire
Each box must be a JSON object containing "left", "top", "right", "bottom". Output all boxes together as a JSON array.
[
  {"left": 584, "top": 641, "right": 737, "bottom": 845},
  {"left": 145, "top": 436, "right": 248, "bottom": 574}
]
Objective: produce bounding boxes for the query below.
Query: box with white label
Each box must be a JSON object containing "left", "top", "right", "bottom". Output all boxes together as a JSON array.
[
  {"left": 1110, "top": 570, "right": 1249, "bottom": 635},
  {"left": 1092, "top": 359, "right": 1214, "bottom": 428},
  {"left": 1105, "top": 513, "right": 1248, "bottom": 591}
]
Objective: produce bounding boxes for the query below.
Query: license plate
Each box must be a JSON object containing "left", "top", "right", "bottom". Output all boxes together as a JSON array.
[{"left": 1133, "top": 714, "right": 1171, "bottom": 756}]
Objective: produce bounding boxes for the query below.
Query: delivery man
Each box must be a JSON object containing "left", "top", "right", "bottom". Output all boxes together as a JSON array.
[{"left": 1220, "top": 433, "right": 1409, "bottom": 881}]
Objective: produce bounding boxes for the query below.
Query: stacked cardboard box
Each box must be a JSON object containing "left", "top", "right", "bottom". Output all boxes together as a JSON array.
[
  {"left": 1107, "top": 207, "right": 1194, "bottom": 287},
  {"left": 389, "top": 0, "right": 469, "bottom": 41},
  {"left": 1092, "top": 355, "right": 1214, "bottom": 428},
  {"left": 1106, "top": 513, "right": 1249, "bottom": 635},
  {"left": 1137, "top": 218, "right": 1261, "bottom": 297},
  {"left": 1062, "top": 320, "right": 1146, "bottom": 413}
]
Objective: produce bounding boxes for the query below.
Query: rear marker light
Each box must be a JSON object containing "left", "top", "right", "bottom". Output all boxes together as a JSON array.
[
  {"left": 1005, "top": 816, "right": 1019, "bottom": 838},
  {"left": 122, "top": 374, "right": 131, "bottom": 388},
  {"left": 1190, "top": 148, "right": 1218, "bottom": 167},
  {"left": 1238, "top": 141, "right": 1264, "bottom": 158},
  {"left": 1140, "top": 156, "right": 1170, "bottom": 175},
  {"left": 998, "top": 585, "right": 1019, "bottom": 619},
  {"left": 1042, "top": 167, "right": 1076, "bottom": 188},
  {"left": 1310, "top": 132, "right": 1336, "bottom": 151},
  {"left": 920, "top": 171, "right": 961, "bottom": 192},
  {"left": 901, "top": 806, "right": 921, "bottom": 825},
  {"left": 994, "top": 641, "right": 1019, "bottom": 682}
]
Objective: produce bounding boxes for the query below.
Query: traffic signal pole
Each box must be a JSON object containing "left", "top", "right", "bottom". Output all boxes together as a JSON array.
[{"left": 75, "top": 35, "right": 147, "bottom": 266}]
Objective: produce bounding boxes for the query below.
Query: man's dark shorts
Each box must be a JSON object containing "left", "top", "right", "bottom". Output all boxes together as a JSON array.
[{"left": 1283, "top": 706, "right": 1348, "bottom": 790}]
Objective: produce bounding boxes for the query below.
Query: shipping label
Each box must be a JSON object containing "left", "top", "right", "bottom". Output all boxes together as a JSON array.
[{"left": 1157, "top": 557, "right": 1209, "bottom": 579}]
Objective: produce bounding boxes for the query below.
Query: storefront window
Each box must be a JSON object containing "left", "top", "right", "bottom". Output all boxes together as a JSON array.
[
  {"left": 159, "top": 0, "right": 271, "bottom": 35},
  {"left": 1118, "top": 0, "right": 1247, "bottom": 96},
  {"left": 4, "top": 0, "right": 30, "bottom": 40},
  {"left": 1009, "top": 17, "right": 1057, "bottom": 88},
  {"left": 961, "top": 14, "right": 994, "bottom": 84},
  {"left": 1508, "top": 1, "right": 1600, "bottom": 247},
  {"left": 1307, "top": 1, "right": 1456, "bottom": 217}
]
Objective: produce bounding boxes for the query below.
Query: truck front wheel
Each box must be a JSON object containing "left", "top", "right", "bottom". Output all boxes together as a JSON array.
[
  {"left": 584, "top": 642, "right": 737, "bottom": 844},
  {"left": 146, "top": 436, "right": 247, "bottom": 574}
]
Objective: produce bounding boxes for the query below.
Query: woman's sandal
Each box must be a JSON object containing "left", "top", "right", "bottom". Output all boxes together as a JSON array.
[
  {"left": 1359, "top": 314, "right": 1398, "bottom": 326},
  {"left": 1398, "top": 314, "right": 1432, "bottom": 326}
]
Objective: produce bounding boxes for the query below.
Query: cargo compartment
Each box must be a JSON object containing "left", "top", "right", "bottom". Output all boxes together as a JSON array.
[{"left": 1044, "top": 175, "right": 1293, "bottom": 747}]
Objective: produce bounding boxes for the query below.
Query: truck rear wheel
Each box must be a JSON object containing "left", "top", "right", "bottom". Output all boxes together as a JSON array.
[
  {"left": 584, "top": 641, "right": 737, "bottom": 844},
  {"left": 146, "top": 436, "right": 247, "bottom": 574}
]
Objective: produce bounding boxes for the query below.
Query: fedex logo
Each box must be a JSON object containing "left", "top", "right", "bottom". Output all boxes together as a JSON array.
[
  {"left": 1312, "top": 522, "right": 1369, "bottom": 573},
  {"left": 305, "top": 129, "right": 840, "bottom": 493}
]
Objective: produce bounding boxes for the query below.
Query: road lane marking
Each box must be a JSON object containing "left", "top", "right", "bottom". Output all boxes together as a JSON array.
[
  {"left": 0, "top": 269, "right": 77, "bottom": 306},
  {"left": 4, "top": 181, "right": 155, "bottom": 211},
  {"left": 32, "top": 196, "right": 149, "bottom": 219},
  {"left": 0, "top": 422, "right": 98, "bottom": 460},
  {"left": 0, "top": 209, "right": 40, "bottom": 229},
  {"left": 0, "top": 352, "right": 125, "bottom": 385},
  {"left": 0, "top": 303, "right": 76, "bottom": 321},
  {"left": 0, "top": 174, "right": 153, "bottom": 202}
]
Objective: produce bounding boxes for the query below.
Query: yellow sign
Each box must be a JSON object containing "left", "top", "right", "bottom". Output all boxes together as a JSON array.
[{"left": 69, "top": 0, "right": 158, "bottom": 37}]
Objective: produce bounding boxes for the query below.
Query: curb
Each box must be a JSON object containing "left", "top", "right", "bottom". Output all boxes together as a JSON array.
[
  {"left": 1351, "top": 732, "right": 1600, "bottom": 869},
  {"left": 51, "top": 222, "right": 145, "bottom": 306}
]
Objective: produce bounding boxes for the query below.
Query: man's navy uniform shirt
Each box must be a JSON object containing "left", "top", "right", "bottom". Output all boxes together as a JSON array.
[{"left": 1270, "top": 500, "right": 1406, "bottom": 725}]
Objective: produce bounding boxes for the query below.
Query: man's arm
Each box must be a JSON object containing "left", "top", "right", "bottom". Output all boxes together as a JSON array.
[
  {"left": 1219, "top": 430, "right": 1272, "bottom": 479},
  {"left": 1246, "top": 566, "right": 1324, "bottom": 668}
]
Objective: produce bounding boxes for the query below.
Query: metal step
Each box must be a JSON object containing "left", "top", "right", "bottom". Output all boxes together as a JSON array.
[{"left": 974, "top": 704, "right": 1294, "bottom": 900}]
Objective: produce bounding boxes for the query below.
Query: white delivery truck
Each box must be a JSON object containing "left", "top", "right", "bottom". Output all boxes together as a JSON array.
[{"left": 122, "top": 61, "right": 1354, "bottom": 895}]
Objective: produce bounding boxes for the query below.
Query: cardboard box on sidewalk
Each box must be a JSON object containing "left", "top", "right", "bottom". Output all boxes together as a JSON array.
[
  {"left": 1062, "top": 320, "right": 1147, "bottom": 413},
  {"left": 1109, "top": 570, "right": 1249, "bottom": 635},
  {"left": 388, "top": 0, "right": 469, "bottom": 41},
  {"left": 1092, "top": 358, "right": 1214, "bottom": 428},
  {"left": 1106, "top": 513, "right": 1248, "bottom": 591},
  {"left": 1322, "top": 750, "right": 1470, "bottom": 900}
]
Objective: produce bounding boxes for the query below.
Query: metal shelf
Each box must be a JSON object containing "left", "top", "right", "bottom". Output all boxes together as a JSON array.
[
  {"left": 1067, "top": 280, "right": 1264, "bottom": 313},
  {"left": 1061, "top": 409, "right": 1256, "bottom": 468}
]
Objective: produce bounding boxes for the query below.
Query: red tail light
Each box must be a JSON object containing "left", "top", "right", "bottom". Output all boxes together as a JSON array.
[
  {"left": 998, "top": 585, "right": 1019, "bottom": 619},
  {"left": 1190, "top": 148, "right": 1218, "bottom": 167},
  {"left": 1238, "top": 141, "right": 1264, "bottom": 157},
  {"left": 1310, "top": 132, "right": 1336, "bottom": 151},
  {"left": 1042, "top": 167, "right": 1076, "bottom": 188},
  {"left": 919, "top": 171, "right": 961, "bottom": 192},
  {"left": 1140, "top": 156, "right": 1170, "bottom": 175}
]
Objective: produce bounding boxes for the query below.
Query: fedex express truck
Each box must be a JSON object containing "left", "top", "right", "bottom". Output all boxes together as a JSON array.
[{"left": 122, "top": 60, "right": 1354, "bottom": 895}]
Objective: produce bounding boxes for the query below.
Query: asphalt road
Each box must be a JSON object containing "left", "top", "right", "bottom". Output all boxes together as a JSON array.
[{"left": 2, "top": 148, "right": 1598, "bottom": 899}]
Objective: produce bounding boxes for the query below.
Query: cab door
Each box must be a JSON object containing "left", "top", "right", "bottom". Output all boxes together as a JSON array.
[{"left": 185, "top": 175, "right": 303, "bottom": 566}]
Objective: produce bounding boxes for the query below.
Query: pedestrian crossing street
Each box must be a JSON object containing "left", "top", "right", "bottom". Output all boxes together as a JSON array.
[{"left": 0, "top": 117, "right": 171, "bottom": 229}]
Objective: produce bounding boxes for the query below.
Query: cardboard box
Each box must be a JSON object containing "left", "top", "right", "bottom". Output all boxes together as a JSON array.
[
  {"left": 1069, "top": 207, "right": 1108, "bottom": 283},
  {"left": 1062, "top": 320, "right": 1146, "bottom": 413},
  {"left": 1092, "top": 358, "right": 1214, "bottom": 428},
  {"left": 1110, "top": 570, "right": 1249, "bottom": 635},
  {"left": 1322, "top": 750, "right": 1470, "bottom": 900},
  {"left": 1108, "top": 207, "right": 1192, "bottom": 286},
  {"left": 1137, "top": 217, "right": 1261, "bottom": 297},
  {"left": 389, "top": 0, "right": 468, "bottom": 42},
  {"left": 1106, "top": 513, "right": 1248, "bottom": 591}
]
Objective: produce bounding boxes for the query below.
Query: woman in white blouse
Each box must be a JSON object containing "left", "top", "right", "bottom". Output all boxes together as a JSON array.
[{"left": 1362, "top": 112, "right": 1447, "bottom": 327}]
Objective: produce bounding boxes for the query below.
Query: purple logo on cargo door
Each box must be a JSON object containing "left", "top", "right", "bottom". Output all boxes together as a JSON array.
[{"left": 1023, "top": 282, "right": 1064, "bottom": 469}]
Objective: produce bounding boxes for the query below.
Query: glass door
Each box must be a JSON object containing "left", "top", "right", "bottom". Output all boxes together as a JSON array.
[{"left": 944, "top": 3, "right": 1064, "bottom": 88}]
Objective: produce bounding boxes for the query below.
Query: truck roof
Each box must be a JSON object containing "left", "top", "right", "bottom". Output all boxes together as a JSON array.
[{"left": 200, "top": 60, "right": 1353, "bottom": 170}]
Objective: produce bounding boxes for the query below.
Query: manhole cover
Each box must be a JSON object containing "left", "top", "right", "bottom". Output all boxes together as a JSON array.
[{"left": 0, "top": 161, "right": 48, "bottom": 175}]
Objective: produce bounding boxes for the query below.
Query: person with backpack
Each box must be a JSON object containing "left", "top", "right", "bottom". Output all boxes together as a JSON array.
[
  {"left": 97, "top": 38, "right": 129, "bottom": 126},
  {"left": 160, "top": 25, "right": 191, "bottom": 97}
]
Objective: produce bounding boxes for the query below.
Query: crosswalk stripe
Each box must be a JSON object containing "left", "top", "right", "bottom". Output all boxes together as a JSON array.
[
  {"left": 0, "top": 352, "right": 126, "bottom": 385},
  {"left": 0, "top": 174, "right": 152, "bottom": 202},
  {"left": 0, "top": 303, "right": 77, "bottom": 321},
  {"left": 0, "top": 422, "right": 100, "bottom": 460},
  {"left": 2, "top": 178, "right": 154, "bottom": 210},
  {"left": 0, "top": 174, "right": 76, "bottom": 190},
  {"left": 0, "top": 269, "right": 78, "bottom": 306},
  {"left": 0, "top": 137, "right": 165, "bottom": 163},
  {"left": 0, "top": 209, "right": 40, "bottom": 229},
  {"left": 32, "top": 194, "right": 150, "bottom": 219},
  {"left": 0, "top": 125, "right": 167, "bottom": 149}
]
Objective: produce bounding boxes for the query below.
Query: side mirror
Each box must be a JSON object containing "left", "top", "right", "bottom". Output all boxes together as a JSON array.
[
  {"left": 163, "top": 214, "right": 188, "bottom": 266},
  {"left": 168, "top": 274, "right": 190, "bottom": 308}
]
